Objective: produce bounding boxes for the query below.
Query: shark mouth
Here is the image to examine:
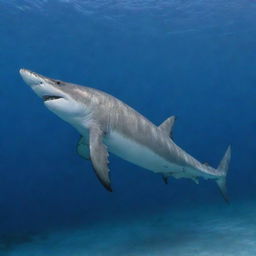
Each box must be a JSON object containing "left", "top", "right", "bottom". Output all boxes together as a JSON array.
[{"left": 42, "top": 95, "right": 63, "bottom": 102}]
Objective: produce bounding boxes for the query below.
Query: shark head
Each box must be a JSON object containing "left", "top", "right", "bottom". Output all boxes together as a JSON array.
[{"left": 20, "top": 69, "right": 90, "bottom": 122}]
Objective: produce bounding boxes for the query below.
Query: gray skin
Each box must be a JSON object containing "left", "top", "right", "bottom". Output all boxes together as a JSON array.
[{"left": 20, "top": 69, "right": 231, "bottom": 202}]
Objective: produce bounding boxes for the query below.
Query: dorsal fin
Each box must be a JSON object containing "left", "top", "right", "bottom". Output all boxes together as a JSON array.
[
  {"left": 162, "top": 175, "right": 169, "bottom": 184},
  {"left": 158, "top": 116, "right": 176, "bottom": 138}
]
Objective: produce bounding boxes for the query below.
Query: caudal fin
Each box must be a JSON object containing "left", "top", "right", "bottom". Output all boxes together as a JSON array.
[{"left": 216, "top": 145, "right": 231, "bottom": 203}]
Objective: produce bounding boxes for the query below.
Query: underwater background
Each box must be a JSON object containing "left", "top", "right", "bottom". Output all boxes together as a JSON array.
[{"left": 0, "top": 0, "right": 256, "bottom": 255}]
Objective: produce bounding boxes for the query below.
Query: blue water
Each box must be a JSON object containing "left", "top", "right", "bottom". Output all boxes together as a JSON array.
[{"left": 0, "top": 0, "right": 256, "bottom": 255}]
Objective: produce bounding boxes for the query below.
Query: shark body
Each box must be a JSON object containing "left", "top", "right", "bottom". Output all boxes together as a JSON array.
[{"left": 20, "top": 69, "right": 231, "bottom": 201}]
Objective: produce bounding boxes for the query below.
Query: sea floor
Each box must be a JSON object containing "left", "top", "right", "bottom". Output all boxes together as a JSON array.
[{"left": 3, "top": 200, "right": 256, "bottom": 256}]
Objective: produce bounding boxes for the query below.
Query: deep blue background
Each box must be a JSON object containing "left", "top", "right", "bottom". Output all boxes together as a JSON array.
[{"left": 0, "top": 0, "right": 256, "bottom": 235}]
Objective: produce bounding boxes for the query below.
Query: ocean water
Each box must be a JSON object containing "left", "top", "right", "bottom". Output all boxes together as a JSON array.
[{"left": 0, "top": 0, "right": 256, "bottom": 255}]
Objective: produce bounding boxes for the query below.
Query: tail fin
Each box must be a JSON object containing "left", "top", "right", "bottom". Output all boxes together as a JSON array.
[{"left": 216, "top": 145, "right": 231, "bottom": 203}]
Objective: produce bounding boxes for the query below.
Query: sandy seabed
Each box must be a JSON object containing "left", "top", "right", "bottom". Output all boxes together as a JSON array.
[{"left": 4, "top": 200, "right": 256, "bottom": 256}]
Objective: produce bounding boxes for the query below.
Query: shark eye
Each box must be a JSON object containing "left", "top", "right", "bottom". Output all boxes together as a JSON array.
[{"left": 56, "top": 81, "right": 61, "bottom": 85}]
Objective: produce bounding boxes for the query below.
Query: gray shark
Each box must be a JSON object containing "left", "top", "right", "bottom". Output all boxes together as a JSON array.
[{"left": 20, "top": 69, "right": 231, "bottom": 202}]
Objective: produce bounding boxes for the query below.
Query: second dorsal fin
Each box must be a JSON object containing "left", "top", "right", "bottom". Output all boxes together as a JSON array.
[{"left": 158, "top": 116, "right": 176, "bottom": 138}]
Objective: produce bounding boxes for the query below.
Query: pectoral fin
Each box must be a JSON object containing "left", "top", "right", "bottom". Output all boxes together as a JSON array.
[
  {"left": 89, "top": 126, "right": 112, "bottom": 192},
  {"left": 77, "top": 136, "right": 90, "bottom": 160}
]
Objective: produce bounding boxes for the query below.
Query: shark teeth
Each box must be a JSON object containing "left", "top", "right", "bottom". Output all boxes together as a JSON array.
[{"left": 43, "top": 95, "right": 62, "bottom": 101}]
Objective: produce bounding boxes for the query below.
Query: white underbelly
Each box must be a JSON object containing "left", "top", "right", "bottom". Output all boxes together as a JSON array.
[{"left": 104, "top": 131, "right": 180, "bottom": 174}]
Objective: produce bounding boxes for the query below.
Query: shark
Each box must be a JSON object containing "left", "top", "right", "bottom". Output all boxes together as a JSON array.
[{"left": 20, "top": 69, "right": 231, "bottom": 202}]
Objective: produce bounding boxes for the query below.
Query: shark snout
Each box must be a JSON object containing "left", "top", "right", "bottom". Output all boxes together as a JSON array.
[
  {"left": 20, "top": 68, "right": 66, "bottom": 102},
  {"left": 20, "top": 69, "right": 45, "bottom": 87}
]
